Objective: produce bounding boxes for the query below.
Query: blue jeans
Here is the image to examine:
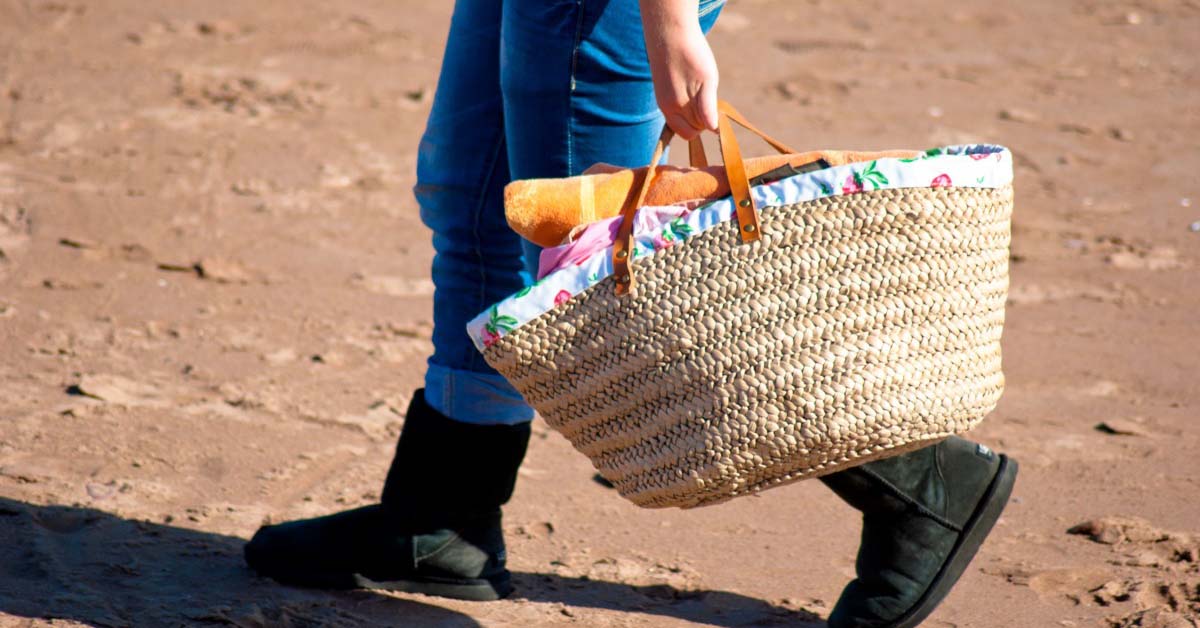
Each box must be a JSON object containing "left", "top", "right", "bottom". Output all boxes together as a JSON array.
[{"left": 417, "top": 0, "right": 724, "bottom": 425}]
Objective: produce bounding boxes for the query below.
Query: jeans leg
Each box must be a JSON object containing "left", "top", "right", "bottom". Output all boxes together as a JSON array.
[
  {"left": 501, "top": 0, "right": 724, "bottom": 274},
  {"left": 416, "top": 0, "right": 535, "bottom": 425}
]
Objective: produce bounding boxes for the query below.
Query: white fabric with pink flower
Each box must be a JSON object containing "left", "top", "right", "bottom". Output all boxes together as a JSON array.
[{"left": 468, "top": 145, "right": 1012, "bottom": 352}]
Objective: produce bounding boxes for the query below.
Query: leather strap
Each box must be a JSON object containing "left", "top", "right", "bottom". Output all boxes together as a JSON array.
[
  {"left": 612, "top": 100, "right": 793, "bottom": 296},
  {"left": 718, "top": 101, "right": 759, "bottom": 246},
  {"left": 718, "top": 103, "right": 797, "bottom": 155},
  {"left": 687, "top": 138, "right": 708, "bottom": 168},
  {"left": 611, "top": 126, "right": 673, "bottom": 295}
]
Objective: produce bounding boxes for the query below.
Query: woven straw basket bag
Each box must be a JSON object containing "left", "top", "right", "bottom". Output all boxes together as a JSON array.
[{"left": 481, "top": 101, "right": 1012, "bottom": 509}]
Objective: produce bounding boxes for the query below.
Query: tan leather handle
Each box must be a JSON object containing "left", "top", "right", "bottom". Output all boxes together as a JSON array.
[
  {"left": 687, "top": 137, "right": 708, "bottom": 168},
  {"left": 612, "top": 101, "right": 796, "bottom": 296}
]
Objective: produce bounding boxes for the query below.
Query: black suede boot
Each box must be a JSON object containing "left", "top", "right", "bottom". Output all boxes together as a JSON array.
[
  {"left": 820, "top": 437, "right": 1018, "bottom": 628},
  {"left": 244, "top": 389, "right": 530, "bottom": 601}
]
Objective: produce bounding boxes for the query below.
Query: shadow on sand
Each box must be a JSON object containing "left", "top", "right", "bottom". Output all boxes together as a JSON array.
[{"left": 0, "top": 497, "right": 823, "bottom": 627}]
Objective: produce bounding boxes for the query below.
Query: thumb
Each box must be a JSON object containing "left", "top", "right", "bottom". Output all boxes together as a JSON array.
[{"left": 695, "top": 79, "right": 720, "bottom": 132}]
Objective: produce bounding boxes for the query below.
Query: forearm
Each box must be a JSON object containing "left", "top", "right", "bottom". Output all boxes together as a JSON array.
[
  {"left": 639, "top": 0, "right": 719, "bottom": 138},
  {"left": 639, "top": 0, "right": 701, "bottom": 39}
]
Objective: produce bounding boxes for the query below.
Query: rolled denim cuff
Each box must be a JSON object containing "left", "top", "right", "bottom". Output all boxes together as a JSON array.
[{"left": 424, "top": 362, "right": 535, "bottom": 425}]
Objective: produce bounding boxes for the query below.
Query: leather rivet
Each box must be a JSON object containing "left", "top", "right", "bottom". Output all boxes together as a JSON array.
[
  {"left": 615, "top": 250, "right": 628, "bottom": 260},
  {"left": 620, "top": 275, "right": 630, "bottom": 283},
  {"left": 738, "top": 199, "right": 751, "bottom": 208},
  {"left": 743, "top": 223, "right": 757, "bottom": 233}
]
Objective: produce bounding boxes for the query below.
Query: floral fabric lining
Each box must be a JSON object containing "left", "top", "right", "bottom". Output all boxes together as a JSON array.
[{"left": 468, "top": 145, "right": 1013, "bottom": 352}]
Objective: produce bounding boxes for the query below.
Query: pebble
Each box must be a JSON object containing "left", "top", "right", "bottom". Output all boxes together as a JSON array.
[
  {"left": 194, "top": 257, "right": 254, "bottom": 284},
  {"left": 998, "top": 108, "right": 1040, "bottom": 124},
  {"left": 1109, "top": 126, "right": 1135, "bottom": 142},
  {"left": 1096, "top": 419, "right": 1148, "bottom": 436},
  {"left": 1058, "top": 122, "right": 1094, "bottom": 135}
]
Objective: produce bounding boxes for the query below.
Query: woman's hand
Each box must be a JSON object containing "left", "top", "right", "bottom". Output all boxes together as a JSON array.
[{"left": 640, "top": 0, "right": 719, "bottom": 140}]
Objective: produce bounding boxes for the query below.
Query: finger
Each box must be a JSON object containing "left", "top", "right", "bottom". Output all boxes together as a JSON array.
[
  {"left": 665, "top": 111, "right": 700, "bottom": 141},
  {"left": 695, "top": 80, "right": 719, "bottom": 132},
  {"left": 677, "top": 98, "right": 705, "bottom": 132}
]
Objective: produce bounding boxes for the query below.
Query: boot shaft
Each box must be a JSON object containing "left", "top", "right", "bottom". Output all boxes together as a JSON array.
[
  {"left": 381, "top": 390, "right": 531, "bottom": 528},
  {"left": 820, "top": 437, "right": 1001, "bottom": 528}
]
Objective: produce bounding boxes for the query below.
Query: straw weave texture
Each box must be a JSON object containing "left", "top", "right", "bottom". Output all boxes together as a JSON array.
[{"left": 484, "top": 185, "right": 1013, "bottom": 508}]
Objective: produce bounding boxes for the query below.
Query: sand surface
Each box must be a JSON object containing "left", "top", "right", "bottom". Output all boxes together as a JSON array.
[{"left": 1, "top": 0, "right": 1198, "bottom": 626}]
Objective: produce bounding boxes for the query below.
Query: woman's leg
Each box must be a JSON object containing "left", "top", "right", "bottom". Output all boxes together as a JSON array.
[
  {"left": 246, "top": 0, "right": 533, "bottom": 600},
  {"left": 416, "top": 0, "right": 533, "bottom": 426}
]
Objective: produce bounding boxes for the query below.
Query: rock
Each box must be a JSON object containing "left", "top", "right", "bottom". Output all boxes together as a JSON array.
[
  {"left": 156, "top": 261, "right": 194, "bottom": 273},
  {"left": 1091, "top": 579, "right": 1132, "bottom": 606},
  {"left": 194, "top": 257, "right": 254, "bottom": 283},
  {"left": 310, "top": 352, "right": 344, "bottom": 366},
  {"left": 1085, "top": 381, "right": 1121, "bottom": 397},
  {"left": 115, "top": 243, "right": 153, "bottom": 262},
  {"left": 195, "top": 20, "right": 241, "bottom": 37},
  {"left": 1058, "top": 122, "right": 1095, "bottom": 135},
  {"left": 1096, "top": 419, "right": 1149, "bottom": 436},
  {"left": 69, "top": 374, "right": 167, "bottom": 407},
  {"left": 262, "top": 348, "right": 297, "bottom": 365},
  {"left": 1107, "top": 247, "right": 1186, "bottom": 271},
  {"left": 1068, "top": 517, "right": 1170, "bottom": 545},
  {"left": 1126, "top": 551, "right": 1163, "bottom": 567},
  {"left": 40, "top": 277, "right": 104, "bottom": 290},
  {"left": 59, "top": 236, "right": 100, "bottom": 249},
  {"left": 86, "top": 481, "right": 118, "bottom": 500},
  {"left": 999, "top": 108, "right": 1040, "bottom": 123},
  {"left": 1112, "top": 607, "right": 1199, "bottom": 628},
  {"left": 1109, "top": 126, "right": 1135, "bottom": 142}
]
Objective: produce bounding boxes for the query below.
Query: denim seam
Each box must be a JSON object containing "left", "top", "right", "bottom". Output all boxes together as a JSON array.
[
  {"left": 465, "top": 129, "right": 509, "bottom": 378},
  {"left": 566, "top": 0, "right": 588, "bottom": 174}
]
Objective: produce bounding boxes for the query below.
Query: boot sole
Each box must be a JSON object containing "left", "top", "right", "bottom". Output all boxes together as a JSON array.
[
  {"left": 251, "top": 563, "right": 513, "bottom": 601},
  {"left": 887, "top": 454, "right": 1019, "bottom": 628},
  {"left": 354, "top": 572, "right": 513, "bottom": 602}
]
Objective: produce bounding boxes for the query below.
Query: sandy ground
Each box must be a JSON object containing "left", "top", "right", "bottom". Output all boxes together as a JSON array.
[{"left": 1, "top": 0, "right": 1198, "bottom": 626}]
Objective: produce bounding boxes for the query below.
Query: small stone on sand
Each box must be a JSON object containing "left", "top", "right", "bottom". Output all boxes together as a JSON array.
[{"left": 1095, "top": 419, "right": 1148, "bottom": 436}]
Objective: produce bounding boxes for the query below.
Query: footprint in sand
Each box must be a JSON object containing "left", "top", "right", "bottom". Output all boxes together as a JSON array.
[
  {"left": 171, "top": 68, "right": 329, "bottom": 118},
  {"left": 1067, "top": 517, "right": 1200, "bottom": 626}
]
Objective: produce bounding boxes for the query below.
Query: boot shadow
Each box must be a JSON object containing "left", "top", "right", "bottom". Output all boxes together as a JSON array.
[
  {"left": 0, "top": 497, "right": 824, "bottom": 627},
  {"left": 511, "top": 572, "right": 825, "bottom": 627},
  {"left": 0, "top": 497, "right": 481, "bottom": 627}
]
